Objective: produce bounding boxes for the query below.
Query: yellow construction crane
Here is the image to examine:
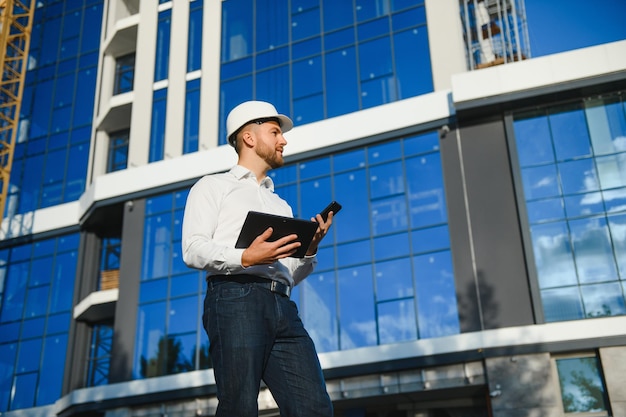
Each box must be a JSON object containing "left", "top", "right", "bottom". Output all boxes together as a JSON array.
[{"left": 0, "top": 0, "right": 34, "bottom": 224}]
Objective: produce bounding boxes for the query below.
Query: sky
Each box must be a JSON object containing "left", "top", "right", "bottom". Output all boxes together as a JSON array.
[{"left": 524, "top": 0, "right": 626, "bottom": 57}]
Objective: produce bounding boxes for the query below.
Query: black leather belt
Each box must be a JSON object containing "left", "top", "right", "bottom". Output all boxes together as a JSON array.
[{"left": 209, "top": 274, "right": 291, "bottom": 298}]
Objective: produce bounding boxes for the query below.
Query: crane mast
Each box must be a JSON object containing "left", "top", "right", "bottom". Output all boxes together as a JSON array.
[{"left": 0, "top": 0, "right": 34, "bottom": 224}]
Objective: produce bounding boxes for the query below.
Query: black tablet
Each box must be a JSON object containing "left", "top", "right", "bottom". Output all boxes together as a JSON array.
[{"left": 235, "top": 211, "right": 319, "bottom": 258}]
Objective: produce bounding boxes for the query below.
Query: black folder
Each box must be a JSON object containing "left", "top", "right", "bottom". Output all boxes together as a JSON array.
[{"left": 235, "top": 211, "right": 318, "bottom": 258}]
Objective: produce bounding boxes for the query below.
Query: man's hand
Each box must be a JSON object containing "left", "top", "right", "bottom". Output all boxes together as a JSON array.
[
  {"left": 241, "top": 227, "right": 301, "bottom": 267},
  {"left": 306, "top": 212, "right": 334, "bottom": 256}
]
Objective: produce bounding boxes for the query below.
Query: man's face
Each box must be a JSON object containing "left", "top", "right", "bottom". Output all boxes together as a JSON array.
[{"left": 254, "top": 121, "right": 287, "bottom": 169}]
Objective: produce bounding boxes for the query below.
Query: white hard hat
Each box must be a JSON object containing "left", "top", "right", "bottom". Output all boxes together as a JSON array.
[{"left": 226, "top": 101, "right": 293, "bottom": 147}]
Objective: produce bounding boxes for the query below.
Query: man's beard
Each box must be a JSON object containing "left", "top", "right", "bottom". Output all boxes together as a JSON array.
[{"left": 256, "top": 140, "right": 284, "bottom": 169}]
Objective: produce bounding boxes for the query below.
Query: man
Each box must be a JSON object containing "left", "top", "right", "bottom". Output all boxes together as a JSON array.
[{"left": 181, "top": 101, "right": 335, "bottom": 416}]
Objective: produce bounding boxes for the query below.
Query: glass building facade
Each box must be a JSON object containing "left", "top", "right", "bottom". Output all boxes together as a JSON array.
[{"left": 0, "top": 0, "right": 625, "bottom": 416}]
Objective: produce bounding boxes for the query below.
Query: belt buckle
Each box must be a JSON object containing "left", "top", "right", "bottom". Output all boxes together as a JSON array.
[{"left": 270, "top": 280, "right": 290, "bottom": 297}]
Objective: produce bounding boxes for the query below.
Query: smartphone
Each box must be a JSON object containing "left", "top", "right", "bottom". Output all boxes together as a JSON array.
[{"left": 319, "top": 201, "right": 342, "bottom": 222}]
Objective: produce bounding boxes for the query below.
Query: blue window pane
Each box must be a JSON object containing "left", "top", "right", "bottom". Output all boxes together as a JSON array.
[
  {"left": 53, "top": 74, "right": 75, "bottom": 107},
  {"left": 25, "top": 286, "right": 50, "bottom": 318},
  {"left": 527, "top": 198, "right": 565, "bottom": 223},
  {"left": 81, "top": 4, "right": 104, "bottom": 52},
  {"left": 370, "top": 161, "right": 403, "bottom": 198},
  {"left": 369, "top": 140, "right": 401, "bottom": 164},
  {"left": 542, "top": 286, "right": 584, "bottom": 322},
  {"left": 30, "top": 256, "right": 53, "bottom": 286},
  {"left": 46, "top": 313, "right": 70, "bottom": 334},
  {"left": 338, "top": 265, "right": 376, "bottom": 349},
  {"left": 292, "top": 36, "right": 321, "bottom": 60},
  {"left": 220, "top": 57, "right": 253, "bottom": 80},
  {"left": 62, "top": 10, "right": 81, "bottom": 38},
  {"left": 377, "top": 299, "right": 417, "bottom": 344},
  {"left": 293, "top": 56, "right": 322, "bottom": 99},
  {"left": 221, "top": 1, "right": 252, "bottom": 62},
  {"left": 134, "top": 302, "right": 166, "bottom": 378},
  {"left": 37, "top": 334, "right": 67, "bottom": 406},
  {"left": 168, "top": 333, "right": 196, "bottom": 373},
  {"left": 564, "top": 193, "right": 604, "bottom": 218},
  {"left": 17, "top": 339, "right": 42, "bottom": 373},
  {"left": 411, "top": 225, "right": 450, "bottom": 254},
  {"left": 150, "top": 89, "right": 168, "bottom": 162},
  {"left": 361, "top": 75, "right": 395, "bottom": 108},
  {"left": 10, "top": 373, "right": 37, "bottom": 410},
  {"left": 356, "top": 0, "right": 391, "bottom": 22},
  {"left": 184, "top": 80, "right": 200, "bottom": 154},
  {"left": 169, "top": 296, "right": 198, "bottom": 334},
  {"left": 371, "top": 195, "right": 408, "bottom": 235},
  {"left": 530, "top": 222, "right": 577, "bottom": 288},
  {"left": 406, "top": 154, "right": 447, "bottom": 228},
  {"left": 170, "top": 273, "right": 201, "bottom": 298},
  {"left": 558, "top": 158, "right": 599, "bottom": 195},
  {"left": 336, "top": 240, "right": 372, "bottom": 268},
  {"left": 325, "top": 47, "right": 359, "bottom": 118},
  {"left": 404, "top": 131, "right": 439, "bottom": 156},
  {"left": 146, "top": 194, "right": 173, "bottom": 214},
  {"left": 73, "top": 68, "right": 97, "bottom": 126},
  {"left": 359, "top": 36, "right": 393, "bottom": 81},
  {"left": 142, "top": 214, "right": 173, "bottom": 280},
  {"left": 513, "top": 112, "right": 555, "bottom": 166},
  {"left": 357, "top": 17, "right": 389, "bottom": 42},
  {"left": 50, "top": 251, "right": 77, "bottom": 314},
  {"left": 569, "top": 217, "right": 617, "bottom": 283},
  {"left": 0, "top": 344, "right": 17, "bottom": 409},
  {"left": 550, "top": 105, "right": 592, "bottom": 160},
  {"left": 373, "top": 232, "right": 410, "bottom": 261},
  {"left": 299, "top": 157, "right": 330, "bottom": 180},
  {"left": 255, "top": 66, "right": 290, "bottom": 114},
  {"left": 604, "top": 186, "right": 626, "bottom": 213},
  {"left": 21, "top": 318, "right": 45, "bottom": 339},
  {"left": 413, "top": 251, "right": 459, "bottom": 338},
  {"left": 301, "top": 176, "right": 332, "bottom": 218},
  {"left": 269, "top": 164, "right": 297, "bottom": 185},
  {"left": 257, "top": 46, "right": 289, "bottom": 70},
  {"left": 170, "top": 242, "right": 187, "bottom": 276},
  {"left": 334, "top": 169, "right": 370, "bottom": 242},
  {"left": 291, "top": 7, "right": 320, "bottom": 41},
  {"left": 324, "top": 27, "right": 355, "bottom": 51},
  {"left": 334, "top": 149, "right": 365, "bottom": 172},
  {"left": 521, "top": 164, "right": 561, "bottom": 200},
  {"left": 581, "top": 282, "right": 626, "bottom": 318},
  {"left": 608, "top": 213, "right": 626, "bottom": 278},
  {"left": 300, "top": 272, "right": 338, "bottom": 353},
  {"left": 314, "top": 245, "right": 335, "bottom": 270},
  {"left": 293, "top": 94, "right": 324, "bottom": 125},
  {"left": 0, "top": 322, "right": 20, "bottom": 343},
  {"left": 67, "top": 143, "right": 88, "bottom": 197},
  {"left": 256, "top": 0, "right": 288, "bottom": 51},
  {"left": 187, "top": 1, "right": 203, "bottom": 72},
  {"left": 139, "top": 279, "right": 168, "bottom": 303},
  {"left": 154, "top": 10, "right": 171, "bottom": 81},
  {"left": 586, "top": 100, "right": 626, "bottom": 156},
  {"left": 394, "top": 27, "right": 432, "bottom": 98},
  {"left": 556, "top": 357, "right": 608, "bottom": 413},
  {"left": 323, "top": 0, "right": 354, "bottom": 31},
  {"left": 392, "top": 5, "right": 426, "bottom": 30},
  {"left": 375, "top": 257, "right": 413, "bottom": 301},
  {"left": 596, "top": 153, "right": 626, "bottom": 190}
]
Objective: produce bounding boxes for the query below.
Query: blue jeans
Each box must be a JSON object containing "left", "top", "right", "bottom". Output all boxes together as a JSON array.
[{"left": 203, "top": 278, "right": 333, "bottom": 417}]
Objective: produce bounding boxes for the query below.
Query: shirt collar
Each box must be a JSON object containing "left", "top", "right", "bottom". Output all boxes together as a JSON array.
[{"left": 230, "top": 165, "right": 275, "bottom": 191}]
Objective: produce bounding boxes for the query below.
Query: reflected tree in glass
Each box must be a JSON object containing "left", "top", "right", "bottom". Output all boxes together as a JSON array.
[{"left": 556, "top": 356, "right": 608, "bottom": 413}]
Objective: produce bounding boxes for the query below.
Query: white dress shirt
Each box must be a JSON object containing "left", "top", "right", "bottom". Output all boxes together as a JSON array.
[{"left": 181, "top": 165, "right": 317, "bottom": 286}]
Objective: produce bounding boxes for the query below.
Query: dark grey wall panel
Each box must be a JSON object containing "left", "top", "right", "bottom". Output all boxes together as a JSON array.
[
  {"left": 444, "top": 118, "right": 535, "bottom": 331},
  {"left": 110, "top": 199, "right": 145, "bottom": 383}
]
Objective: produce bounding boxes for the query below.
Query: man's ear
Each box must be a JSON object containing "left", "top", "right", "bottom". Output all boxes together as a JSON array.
[{"left": 242, "top": 130, "right": 255, "bottom": 148}]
